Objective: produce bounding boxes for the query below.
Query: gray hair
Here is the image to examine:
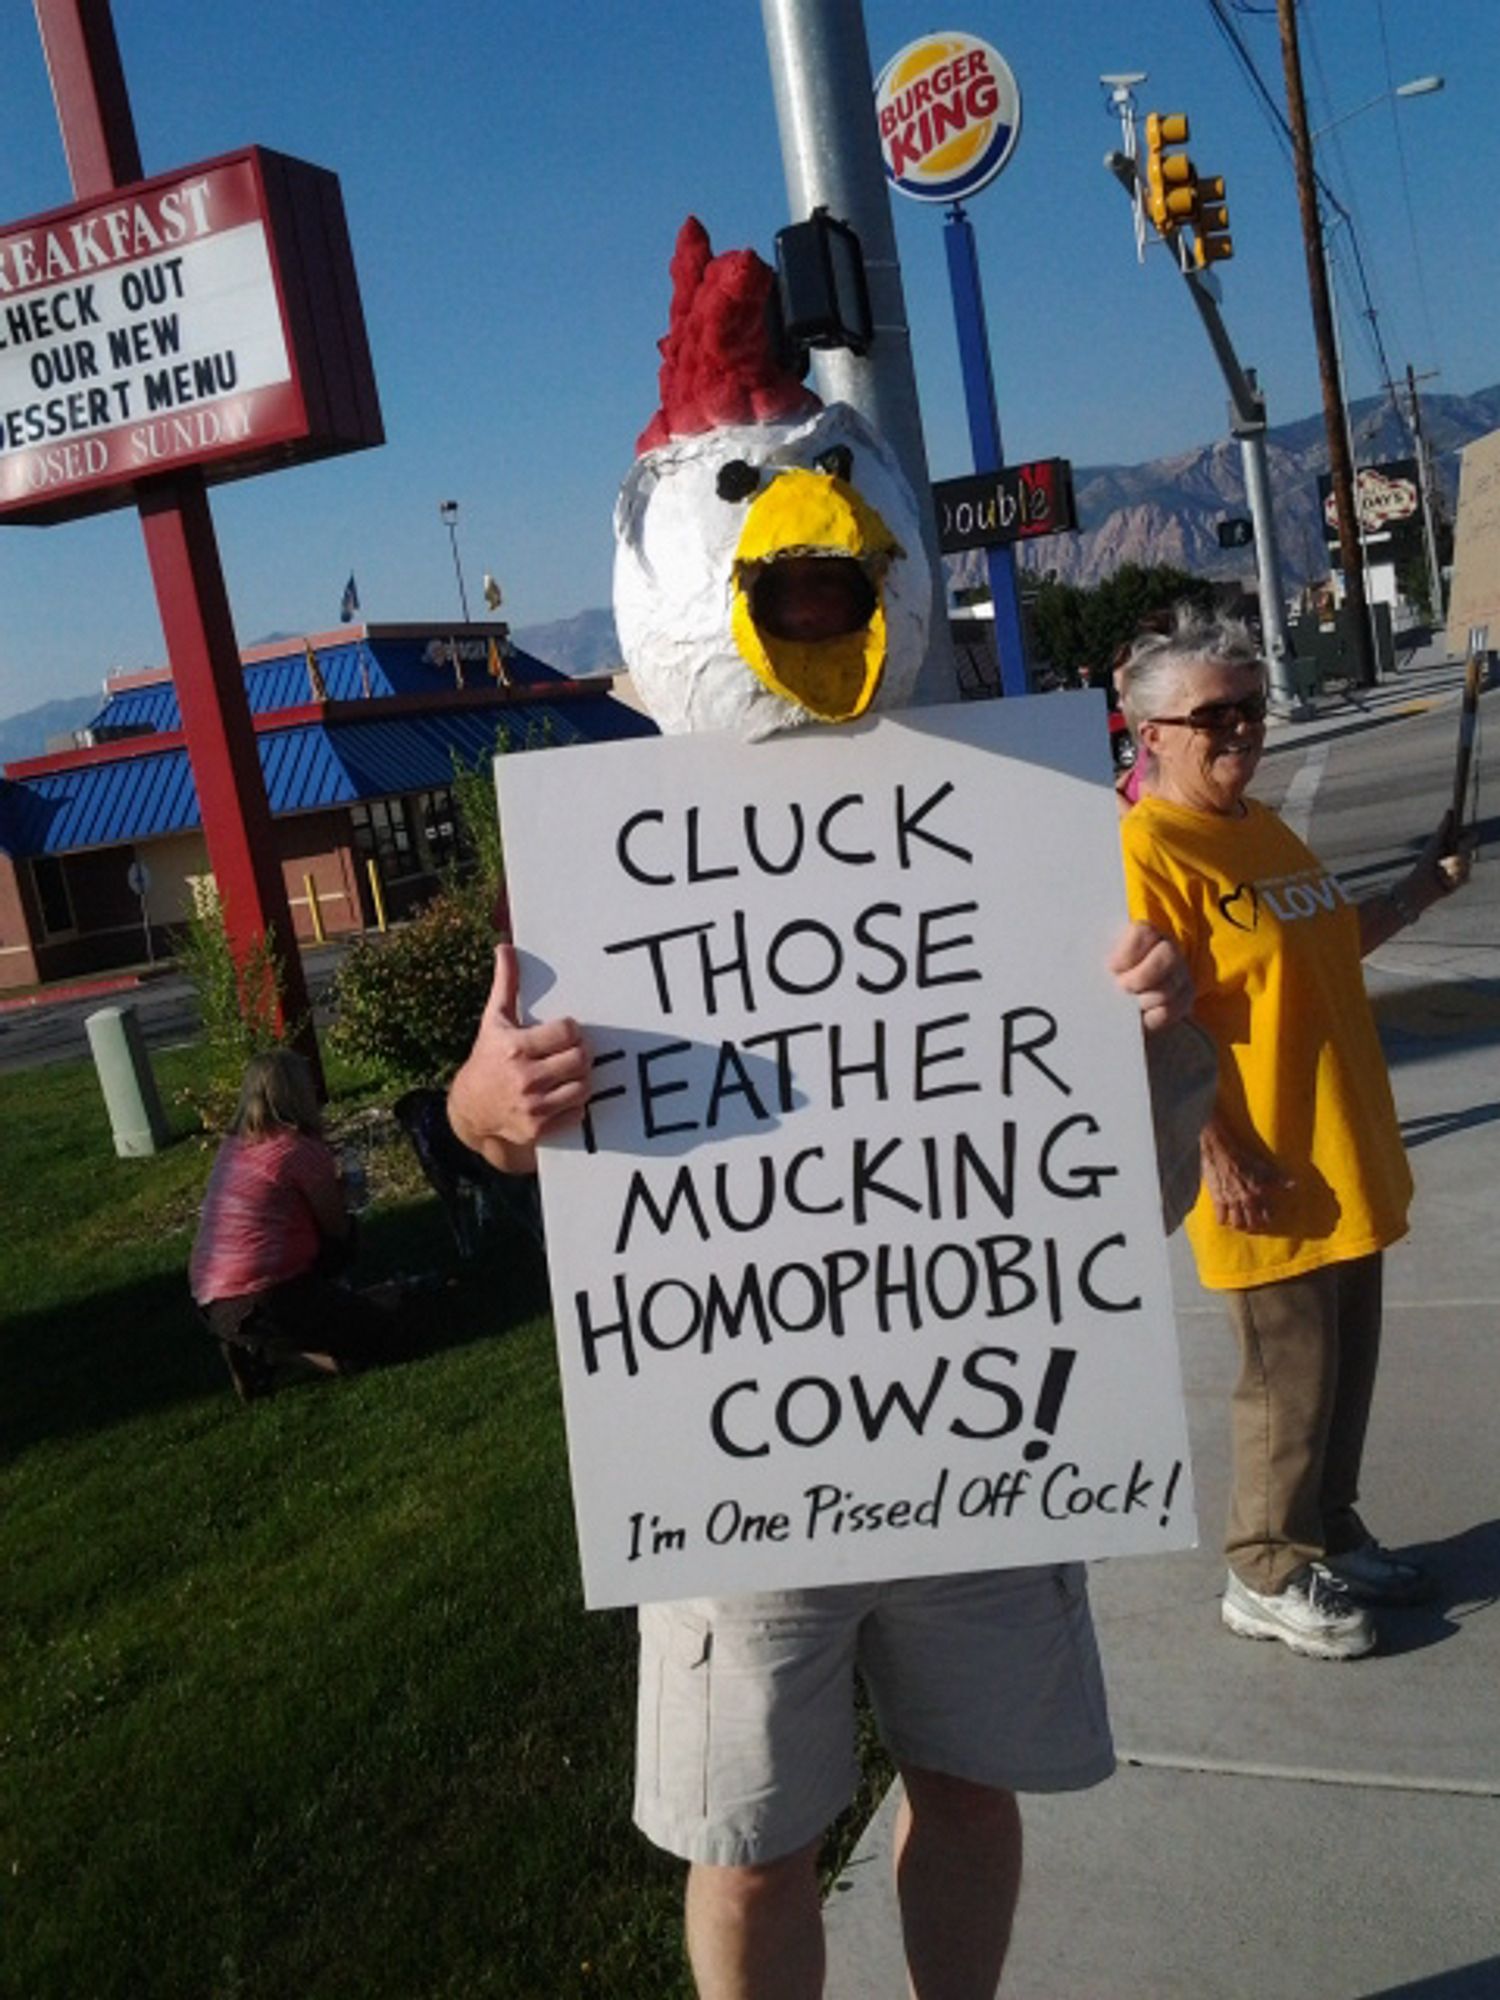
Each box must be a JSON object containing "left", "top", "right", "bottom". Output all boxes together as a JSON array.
[{"left": 1117, "top": 605, "right": 1265, "bottom": 734}]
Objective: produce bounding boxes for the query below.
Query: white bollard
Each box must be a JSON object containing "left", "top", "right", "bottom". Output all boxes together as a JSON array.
[{"left": 85, "top": 1004, "right": 170, "bottom": 1158}]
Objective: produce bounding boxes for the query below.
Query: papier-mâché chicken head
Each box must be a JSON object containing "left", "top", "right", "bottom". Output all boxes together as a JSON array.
[{"left": 614, "top": 218, "right": 930, "bottom": 741}]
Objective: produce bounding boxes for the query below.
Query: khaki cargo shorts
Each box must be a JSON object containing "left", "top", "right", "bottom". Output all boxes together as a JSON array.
[{"left": 634, "top": 1563, "right": 1114, "bottom": 1866}]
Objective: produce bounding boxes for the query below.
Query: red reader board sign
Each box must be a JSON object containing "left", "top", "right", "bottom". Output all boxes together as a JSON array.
[
  {"left": 933, "top": 459, "right": 1077, "bottom": 554},
  {"left": 0, "top": 148, "right": 381, "bottom": 524}
]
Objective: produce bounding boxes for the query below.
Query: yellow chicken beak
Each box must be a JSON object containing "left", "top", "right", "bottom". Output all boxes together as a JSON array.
[{"left": 730, "top": 468, "right": 902, "bottom": 722}]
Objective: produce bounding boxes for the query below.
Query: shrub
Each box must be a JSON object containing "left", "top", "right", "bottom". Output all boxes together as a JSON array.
[{"left": 327, "top": 881, "right": 497, "bottom": 1087}]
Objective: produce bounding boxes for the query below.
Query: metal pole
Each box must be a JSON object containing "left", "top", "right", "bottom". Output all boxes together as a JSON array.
[
  {"left": 1237, "top": 420, "right": 1299, "bottom": 703},
  {"left": 1406, "top": 363, "right": 1446, "bottom": 624},
  {"left": 942, "top": 205, "right": 1027, "bottom": 695},
  {"left": 760, "top": 0, "right": 958, "bottom": 707},
  {"left": 1104, "top": 112, "right": 1300, "bottom": 711},
  {"left": 441, "top": 503, "right": 471, "bottom": 622},
  {"left": 1277, "top": 0, "right": 1377, "bottom": 688},
  {"left": 1322, "top": 229, "right": 1379, "bottom": 619}
]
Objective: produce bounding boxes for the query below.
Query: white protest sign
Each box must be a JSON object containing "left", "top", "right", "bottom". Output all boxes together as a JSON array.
[{"left": 497, "top": 695, "right": 1195, "bottom": 1608}]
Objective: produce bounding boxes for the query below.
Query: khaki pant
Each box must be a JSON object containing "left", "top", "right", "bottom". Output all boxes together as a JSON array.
[{"left": 1222, "top": 1253, "right": 1383, "bottom": 1594}]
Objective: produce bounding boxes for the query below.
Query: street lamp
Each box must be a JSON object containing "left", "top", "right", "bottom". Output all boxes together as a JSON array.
[
  {"left": 438, "top": 499, "right": 471, "bottom": 623},
  {"left": 1311, "top": 74, "right": 1443, "bottom": 142}
]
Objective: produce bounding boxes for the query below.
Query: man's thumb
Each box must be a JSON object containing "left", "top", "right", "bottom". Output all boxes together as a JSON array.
[{"left": 488, "top": 941, "right": 521, "bottom": 1027}]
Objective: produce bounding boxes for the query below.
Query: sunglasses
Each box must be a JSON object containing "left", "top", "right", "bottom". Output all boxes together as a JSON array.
[{"left": 1147, "top": 694, "right": 1268, "bottom": 734}]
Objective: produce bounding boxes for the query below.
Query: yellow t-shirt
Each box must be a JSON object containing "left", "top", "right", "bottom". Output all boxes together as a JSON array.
[{"left": 1121, "top": 794, "right": 1411, "bottom": 1289}]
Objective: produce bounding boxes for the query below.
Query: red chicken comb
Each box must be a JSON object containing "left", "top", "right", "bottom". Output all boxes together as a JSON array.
[{"left": 635, "top": 216, "right": 821, "bottom": 453}]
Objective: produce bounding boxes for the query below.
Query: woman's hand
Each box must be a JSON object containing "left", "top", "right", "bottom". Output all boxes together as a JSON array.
[
  {"left": 1417, "top": 808, "right": 1473, "bottom": 900},
  {"left": 1200, "top": 1116, "right": 1293, "bottom": 1232},
  {"left": 1109, "top": 920, "right": 1195, "bottom": 1034},
  {"left": 1361, "top": 809, "right": 1474, "bottom": 954},
  {"left": 447, "top": 945, "right": 592, "bottom": 1175}
]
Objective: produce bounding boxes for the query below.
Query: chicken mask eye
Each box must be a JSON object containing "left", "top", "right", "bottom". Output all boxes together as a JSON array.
[
  {"left": 716, "top": 460, "right": 762, "bottom": 503},
  {"left": 816, "top": 446, "right": 853, "bottom": 482}
]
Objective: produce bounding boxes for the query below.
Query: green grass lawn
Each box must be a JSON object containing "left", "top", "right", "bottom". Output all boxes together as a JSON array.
[{"left": 0, "top": 1046, "right": 692, "bottom": 1999}]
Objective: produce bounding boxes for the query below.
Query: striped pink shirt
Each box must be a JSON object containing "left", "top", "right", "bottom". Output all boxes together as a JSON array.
[{"left": 189, "top": 1130, "right": 338, "bottom": 1304}]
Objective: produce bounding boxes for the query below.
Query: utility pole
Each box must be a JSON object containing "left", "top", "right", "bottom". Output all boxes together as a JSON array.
[
  {"left": 760, "top": 0, "right": 958, "bottom": 707},
  {"left": 1277, "top": 0, "right": 1377, "bottom": 687},
  {"left": 1405, "top": 363, "right": 1446, "bottom": 624}
]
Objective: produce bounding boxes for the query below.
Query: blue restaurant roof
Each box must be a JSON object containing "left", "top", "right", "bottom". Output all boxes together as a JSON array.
[
  {"left": 1, "top": 698, "right": 654, "bottom": 859},
  {"left": 86, "top": 636, "right": 590, "bottom": 734}
]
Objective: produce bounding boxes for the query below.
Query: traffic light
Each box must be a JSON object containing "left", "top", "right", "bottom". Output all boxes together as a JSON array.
[
  {"left": 1144, "top": 112, "right": 1196, "bottom": 234},
  {"left": 1193, "top": 173, "right": 1234, "bottom": 265}
]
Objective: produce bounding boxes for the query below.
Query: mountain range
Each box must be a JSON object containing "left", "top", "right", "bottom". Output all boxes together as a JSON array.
[
  {"left": 993, "top": 380, "right": 1500, "bottom": 595},
  {"left": 3, "top": 383, "right": 1495, "bottom": 761}
]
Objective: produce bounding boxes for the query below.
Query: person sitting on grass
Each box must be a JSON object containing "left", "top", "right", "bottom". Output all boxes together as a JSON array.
[{"left": 189, "top": 1049, "right": 410, "bottom": 1401}]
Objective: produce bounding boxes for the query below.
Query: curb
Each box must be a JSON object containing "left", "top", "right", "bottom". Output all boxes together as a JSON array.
[{"left": 0, "top": 969, "right": 147, "bottom": 1016}]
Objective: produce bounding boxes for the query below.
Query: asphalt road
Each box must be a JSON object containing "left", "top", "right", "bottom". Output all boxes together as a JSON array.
[
  {"left": 0, "top": 940, "right": 352, "bottom": 1074},
  {"left": 1257, "top": 685, "right": 1493, "bottom": 892}
]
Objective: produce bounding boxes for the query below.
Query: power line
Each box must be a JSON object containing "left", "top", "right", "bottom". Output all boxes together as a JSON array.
[
  {"left": 1201, "top": 0, "right": 1404, "bottom": 430},
  {"left": 1301, "top": 5, "right": 1403, "bottom": 414}
]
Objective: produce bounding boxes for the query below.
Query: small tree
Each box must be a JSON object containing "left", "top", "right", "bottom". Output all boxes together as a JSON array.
[
  {"left": 448, "top": 741, "right": 507, "bottom": 900},
  {"left": 175, "top": 881, "right": 297, "bottom": 1129}
]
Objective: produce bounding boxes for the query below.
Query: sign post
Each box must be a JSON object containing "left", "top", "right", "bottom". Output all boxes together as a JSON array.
[
  {"left": 875, "top": 32, "right": 1029, "bottom": 696},
  {"left": 126, "top": 855, "right": 152, "bottom": 963},
  {"left": 25, "top": 2, "right": 382, "bottom": 1082}
]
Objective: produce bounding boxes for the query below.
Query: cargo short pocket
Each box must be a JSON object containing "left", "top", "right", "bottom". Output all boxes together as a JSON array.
[{"left": 639, "top": 1605, "right": 714, "bottom": 1823}]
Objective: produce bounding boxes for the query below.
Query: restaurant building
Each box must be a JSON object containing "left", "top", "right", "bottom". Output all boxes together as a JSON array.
[{"left": 0, "top": 622, "right": 654, "bottom": 991}]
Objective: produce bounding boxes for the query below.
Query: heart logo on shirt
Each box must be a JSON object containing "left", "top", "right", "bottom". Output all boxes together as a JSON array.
[{"left": 1218, "top": 883, "right": 1259, "bottom": 931}]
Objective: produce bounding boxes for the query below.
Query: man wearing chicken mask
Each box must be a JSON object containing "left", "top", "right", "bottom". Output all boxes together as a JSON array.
[{"left": 450, "top": 221, "right": 1205, "bottom": 1999}]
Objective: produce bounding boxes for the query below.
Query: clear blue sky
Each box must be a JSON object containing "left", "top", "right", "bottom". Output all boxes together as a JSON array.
[{"left": 1, "top": 0, "right": 1495, "bottom": 720}]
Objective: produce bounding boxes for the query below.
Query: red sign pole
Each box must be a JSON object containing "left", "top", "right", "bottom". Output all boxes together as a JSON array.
[{"left": 34, "top": 0, "right": 320, "bottom": 1085}]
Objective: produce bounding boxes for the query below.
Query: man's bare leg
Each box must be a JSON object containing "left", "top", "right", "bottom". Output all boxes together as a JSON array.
[
  {"left": 894, "top": 1767, "right": 1022, "bottom": 2000},
  {"left": 684, "top": 1840, "right": 824, "bottom": 2000}
]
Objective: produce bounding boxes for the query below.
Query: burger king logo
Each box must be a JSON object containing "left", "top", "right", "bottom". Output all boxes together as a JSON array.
[{"left": 874, "top": 32, "right": 1021, "bottom": 204}]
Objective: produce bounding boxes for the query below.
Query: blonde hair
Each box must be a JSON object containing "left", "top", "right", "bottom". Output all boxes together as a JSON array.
[{"left": 230, "top": 1049, "right": 322, "bottom": 1139}]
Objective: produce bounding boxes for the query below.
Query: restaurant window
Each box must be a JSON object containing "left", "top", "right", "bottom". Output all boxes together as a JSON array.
[
  {"left": 350, "top": 797, "right": 419, "bottom": 880},
  {"left": 416, "top": 786, "right": 463, "bottom": 873},
  {"left": 31, "top": 855, "right": 76, "bottom": 936}
]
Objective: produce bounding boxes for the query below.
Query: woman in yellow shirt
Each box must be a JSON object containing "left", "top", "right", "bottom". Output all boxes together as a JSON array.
[{"left": 1118, "top": 610, "right": 1466, "bottom": 1660}]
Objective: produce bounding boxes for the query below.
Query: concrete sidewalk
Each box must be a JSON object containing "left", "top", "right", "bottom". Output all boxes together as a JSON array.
[{"left": 825, "top": 692, "right": 1500, "bottom": 1997}]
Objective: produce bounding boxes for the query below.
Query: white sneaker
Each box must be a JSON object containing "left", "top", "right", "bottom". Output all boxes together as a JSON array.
[{"left": 1221, "top": 1564, "right": 1376, "bottom": 1660}]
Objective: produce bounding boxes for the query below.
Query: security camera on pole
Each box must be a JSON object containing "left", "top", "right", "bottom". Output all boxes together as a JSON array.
[{"left": 1102, "top": 77, "right": 1304, "bottom": 717}]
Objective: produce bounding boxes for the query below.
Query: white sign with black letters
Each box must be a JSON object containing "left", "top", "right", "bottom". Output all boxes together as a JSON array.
[{"left": 497, "top": 695, "right": 1195, "bottom": 1608}]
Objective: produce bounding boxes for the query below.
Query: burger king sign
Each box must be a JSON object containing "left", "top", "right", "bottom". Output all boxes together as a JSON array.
[{"left": 875, "top": 32, "right": 1021, "bottom": 204}]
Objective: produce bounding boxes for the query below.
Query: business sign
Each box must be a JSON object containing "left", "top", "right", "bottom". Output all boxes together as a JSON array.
[
  {"left": 875, "top": 33, "right": 1021, "bottom": 204},
  {"left": 1317, "top": 459, "right": 1423, "bottom": 566},
  {"left": 1446, "top": 426, "right": 1500, "bottom": 659},
  {"left": 0, "top": 148, "right": 381, "bottom": 524},
  {"left": 497, "top": 698, "right": 1195, "bottom": 1607},
  {"left": 933, "top": 459, "right": 1077, "bottom": 554}
]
